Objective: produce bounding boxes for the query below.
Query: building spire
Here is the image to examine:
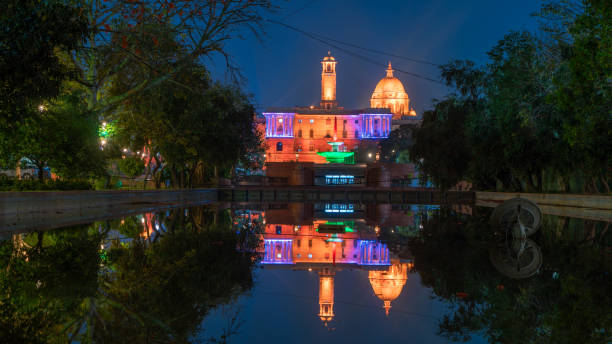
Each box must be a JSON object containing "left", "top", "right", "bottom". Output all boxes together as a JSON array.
[
  {"left": 386, "top": 62, "right": 394, "bottom": 78},
  {"left": 384, "top": 300, "right": 391, "bottom": 316}
]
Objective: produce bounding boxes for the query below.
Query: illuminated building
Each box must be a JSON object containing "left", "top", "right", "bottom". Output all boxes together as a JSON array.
[
  {"left": 259, "top": 52, "right": 422, "bottom": 187},
  {"left": 370, "top": 62, "right": 417, "bottom": 119},
  {"left": 368, "top": 258, "right": 411, "bottom": 315},
  {"left": 263, "top": 52, "right": 394, "bottom": 164}
]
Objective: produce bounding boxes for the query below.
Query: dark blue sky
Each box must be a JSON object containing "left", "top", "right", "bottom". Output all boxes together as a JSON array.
[{"left": 210, "top": 0, "right": 541, "bottom": 113}]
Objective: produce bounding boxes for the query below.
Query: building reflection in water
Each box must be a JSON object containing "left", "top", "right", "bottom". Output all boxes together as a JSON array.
[{"left": 236, "top": 202, "right": 433, "bottom": 326}]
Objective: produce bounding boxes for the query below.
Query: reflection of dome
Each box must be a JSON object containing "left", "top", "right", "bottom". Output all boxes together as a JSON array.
[
  {"left": 370, "top": 62, "right": 412, "bottom": 119},
  {"left": 368, "top": 259, "right": 409, "bottom": 315}
]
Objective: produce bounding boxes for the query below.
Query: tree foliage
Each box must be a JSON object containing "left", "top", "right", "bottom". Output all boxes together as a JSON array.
[{"left": 409, "top": 0, "right": 611, "bottom": 192}]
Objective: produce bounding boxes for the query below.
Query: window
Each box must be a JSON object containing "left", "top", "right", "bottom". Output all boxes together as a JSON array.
[
  {"left": 355, "top": 119, "right": 359, "bottom": 124},
  {"left": 308, "top": 239, "right": 312, "bottom": 247},
  {"left": 298, "top": 119, "right": 302, "bottom": 123},
  {"left": 343, "top": 119, "right": 347, "bottom": 124},
  {"left": 310, "top": 119, "right": 314, "bottom": 124},
  {"left": 296, "top": 144, "right": 302, "bottom": 152},
  {"left": 342, "top": 131, "right": 347, "bottom": 138},
  {"left": 297, "top": 239, "right": 301, "bottom": 247},
  {"left": 326, "top": 118, "right": 331, "bottom": 125},
  {"left": 374, "top": 119, "right": 379, "bottom": 124},
  {"left": 275, "top": 225, "right": 282, "bottom": 234},
  {"left": 354, "top": 130, "right": 359, "bottom": 138},
  {"left": 297, "top": 129, "right": 302, "bottom": 138},
  {"left": 276, "top": 142, "right": 283, "bottom": 151},
  {"left": 309, "top": 144, "right": 315, "bottom": 152},
  {"left": 325, "top": 252, "right": 330, "bottom": 259},
  {"left": 309, "top": 129, "right": 314, "bottom": 138},
  {"left": 324, "top": 203, "right": 355, "bottom": 212},
  {"left": 278, "top": 118, "right": 283, "bottom": 123}
]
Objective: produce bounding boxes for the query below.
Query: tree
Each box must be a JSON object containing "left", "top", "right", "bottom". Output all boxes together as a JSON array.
[
  {"left": 379, "top": 124, "right": 415, "bottom": 162},
  {"left": 410, "top": 0, "right": 610, "bottom": 193},
  {"left": 71, "top": 0, "right": 274, "bottom": 112},
  {"left": 0, "top": 0, "right": 88, "bottom": 127},
  {"left": 111, "top": 54, "right": 262, "bottom": 188},
  {"left": 118, "top": 157, "right": 145, "bottom": 179},
  {"left": 540, "top": 0, "right": 612, "bottom": 192},
  {"left": 9, "top": 89, "right": 106, "bottom": 181},
  {"left": 409, "top": 98, "right": 473, "bottom": 190}
]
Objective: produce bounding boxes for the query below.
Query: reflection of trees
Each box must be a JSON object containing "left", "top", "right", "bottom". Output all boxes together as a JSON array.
[
  {"left": 0, "top": 225, "right": 102, "bottom": 343},
  {"left": 405, "top": 209, "right": 611, "bottom": 343},
  {"left": 0, "top": 206, "right": 260, "bottom": 343}
]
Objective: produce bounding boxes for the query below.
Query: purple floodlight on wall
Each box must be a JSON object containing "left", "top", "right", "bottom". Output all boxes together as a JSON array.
[
  {"left": 359, "top": 113, "right": 393, "bottom": 138},
  {"left": 262, "top": 239, "right": 294, "bottom": 264},
  {"left": 263, "top": 113, "right": 295, "bottom": 138},
  {"left": 358, "top": 240, "right": 391, "bottom": 266}
]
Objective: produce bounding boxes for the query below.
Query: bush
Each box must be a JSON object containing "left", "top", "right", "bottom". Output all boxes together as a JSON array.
[
  {"left": 93, "top": 176, "right": 121, "bottom": 190},
  {"left": 0, "top": 179, "right": 92, "bottom": 191},
  {"left": 118, "top": 157, "right": 145, "bottom": 179}
]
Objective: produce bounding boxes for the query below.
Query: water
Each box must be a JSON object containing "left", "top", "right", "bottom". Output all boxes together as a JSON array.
[{"left": 1, "top": 202, "right": 609, "bottom": 343}]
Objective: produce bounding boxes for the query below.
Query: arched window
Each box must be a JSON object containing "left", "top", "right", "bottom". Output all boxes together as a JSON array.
[
  {"left": 297, "top": 129, "right": 302, "bottom": 138},
  {"left": 326, "top": 117, "right": 331, "bottom": 125},
  {"left": 354, "top": 129, "right": 359, "bottom": 138},
  {"left": 276, "top": 142, "right": 283, "bottom": 151},
  {"left": 309, "top": 129, "right": 314, "bottom": 138}
]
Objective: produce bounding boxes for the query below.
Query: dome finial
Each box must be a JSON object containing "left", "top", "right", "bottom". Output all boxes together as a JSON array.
[
  {"left": 384, "top": 300, "right": 391, "bottom": 316},
  {"left": 386, "top": 62, "right": 394, "bottom": 78}
]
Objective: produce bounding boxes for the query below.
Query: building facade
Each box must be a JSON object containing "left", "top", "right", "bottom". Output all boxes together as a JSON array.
[{"left": 263, "top": 52, "right": 408, "bottom": 164}]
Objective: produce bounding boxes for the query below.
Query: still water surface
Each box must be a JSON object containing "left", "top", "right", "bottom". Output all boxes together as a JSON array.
[{"left": 1, "top": 202, "right": 609, "bottom": 343}]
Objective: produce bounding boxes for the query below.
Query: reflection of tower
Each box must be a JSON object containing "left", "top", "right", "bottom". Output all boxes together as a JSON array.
[
  {"left": 318, "top": 267, "right": 335, "bottom": 325},
  {"left": 368, "top": 259, "right": 409, "bottom": 316},
  {"left": 320, "top": 51, "right": 338, "bottom": 109}
]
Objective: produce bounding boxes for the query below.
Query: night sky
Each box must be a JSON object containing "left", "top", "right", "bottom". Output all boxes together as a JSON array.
[{"left": 209, "top": 0, "right": 541, "bottom": 114}]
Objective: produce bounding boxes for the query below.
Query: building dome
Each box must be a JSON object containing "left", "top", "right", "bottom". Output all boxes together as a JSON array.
[
  {"left": 370, "top": 62, "right": 412, "bottom": 119},
  {"left": 368, "top": 260, "right": 409, "bottom": 316}
]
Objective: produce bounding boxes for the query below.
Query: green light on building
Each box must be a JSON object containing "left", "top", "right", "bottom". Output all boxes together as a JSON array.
[{"left": 317, "top": 141, "right": 355, "bottom": 164}]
